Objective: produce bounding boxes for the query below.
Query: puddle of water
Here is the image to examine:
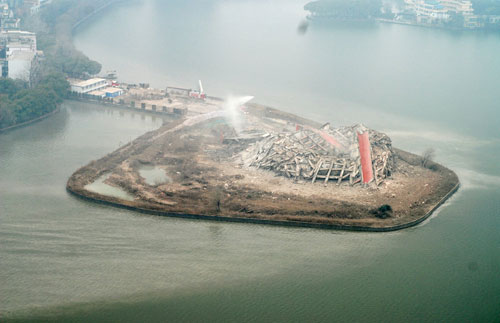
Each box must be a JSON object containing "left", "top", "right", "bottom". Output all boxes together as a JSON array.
[
  {"left": 84, "top": 173, "right": 135, "bottom": 201},
  {"left": 139, "top": 166, "right": 171, "bottom": 186}
]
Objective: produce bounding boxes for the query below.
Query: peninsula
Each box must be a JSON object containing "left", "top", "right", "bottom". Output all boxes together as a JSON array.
[{"left": 66, "top": 87, "right": 459, "bottom": 231}]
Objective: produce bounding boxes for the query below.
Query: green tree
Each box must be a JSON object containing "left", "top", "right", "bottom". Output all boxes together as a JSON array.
[
  {"left": 0, "top": 73, "right": 69, "bottom": 129},
  {"left": 0, "top": 78, "right": 27, "bottom": 97},
  {"left": 0, "top": 99, "right": 17, "bottom": 128}
]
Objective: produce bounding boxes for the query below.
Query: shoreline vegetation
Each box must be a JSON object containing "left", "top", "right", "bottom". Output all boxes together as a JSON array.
[
  {"left": 0, "top": 75, "right": 68, "bottom": 131},
  {"left": 0, "top": 0, "right": 118, "bottom": 132},
  {"left": 0, "top": 105, "right": 60, "bottom": 133}
]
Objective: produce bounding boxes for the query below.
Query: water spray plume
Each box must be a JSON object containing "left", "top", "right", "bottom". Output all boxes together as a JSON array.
[{"left": 224, "top": 95, "right": 254, "bottom": 134}]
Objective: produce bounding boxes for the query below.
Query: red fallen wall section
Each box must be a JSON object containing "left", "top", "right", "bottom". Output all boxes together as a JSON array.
[{"left": 357, "top": 132, "right": 374, "bottom": 184}]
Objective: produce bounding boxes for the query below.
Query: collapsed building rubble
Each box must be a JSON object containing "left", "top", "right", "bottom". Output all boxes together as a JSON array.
[{"left": 245, "top": 124, "right": 394, "bottom": 185}]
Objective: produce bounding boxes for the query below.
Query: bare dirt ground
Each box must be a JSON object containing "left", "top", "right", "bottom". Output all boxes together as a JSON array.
[{"left": 67, "top": 103, "right": 459, "bottom": 229}]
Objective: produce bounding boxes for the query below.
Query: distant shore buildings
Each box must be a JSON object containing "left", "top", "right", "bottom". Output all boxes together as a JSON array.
[
  {"left": 0, "top": 2, "right": 20, "bottom": 29},
  {"left": 404, "top": 0, "right": 479, "bottom": 28},
  {"left": 305, "top": 0, "right": 500, "bottom": 30},
  {"left": 70, "top": 78, "right": 125, "bottom": 99}
]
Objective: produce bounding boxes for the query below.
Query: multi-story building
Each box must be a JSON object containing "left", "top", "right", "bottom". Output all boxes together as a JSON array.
[
  {"left": 70, "top": 78, "right": 109, "bottom": 94},
  {"left": 440, "top": 0, "right": 474, "bottom": 15},
  {"left": 22, "top": 0, "right": 51, "bottom": 15},
  {"left": 0, "top": 30, "right": 40, "bottom": 81},
  {"left": 405, "top": 0, "right": 479, "bottom": 28},
  {"left": 441, "top": 0, "right": 479, "bottom": 27},
  {"left": 409, "top": 0, "right": 449, "bottom": 20},
  {"left": 2, "top": 30, "right": 37, "bottom": 54},
  {"left": 22, "top": 0, "right": 39, "bottom": 14},
  {"left": 0, "top": 2, "right": 20, "bottom": 30}
]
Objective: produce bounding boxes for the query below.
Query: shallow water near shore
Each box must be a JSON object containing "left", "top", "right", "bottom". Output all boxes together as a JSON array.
[
  {"left": 84, "top": 173, "right": 135, "bottom": 201},
  {"left": 138, "top": 165, "right": 171, "bottom": 185},
  {"left": 1, "top": 0, "right": 499, "bottom": 321}
]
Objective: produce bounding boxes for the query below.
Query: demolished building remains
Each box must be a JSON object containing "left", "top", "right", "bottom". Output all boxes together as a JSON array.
[{"left": 246, "top": 124, "right": 394, "bottom": 186}]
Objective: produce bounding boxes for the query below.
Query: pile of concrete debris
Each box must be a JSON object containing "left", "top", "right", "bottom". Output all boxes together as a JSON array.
[{"left": 246, "top": 124, "right": 394, "bottom": 185}]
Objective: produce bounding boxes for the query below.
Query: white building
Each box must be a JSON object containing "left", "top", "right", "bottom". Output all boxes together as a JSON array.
[
  {"left": 103, "top": 87, "right": 124, "bottom": 98},
  {"left": 70, "top": 78, "right": 108, "bottom": 94},
  {"left": 0, "top": 2, "right": 20, "bottom": 29},
  {"left": 2, "top": 30, "right": 37, "bottom": 55},
  {"left": 7, "top": 51, "right": 33, "bottom": 80},
  {"left": 405, "top": 0, "right": 479, "bottom": 27},
  {"left": 0, "top": 30, "right": 39, "bottom": 81},
  {"left": 406, "top": 0, "right": 449, "bottom": 20}
]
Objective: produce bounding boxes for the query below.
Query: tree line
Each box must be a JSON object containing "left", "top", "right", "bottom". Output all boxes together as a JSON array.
[
  {"left": 0, "top": 73, "right": 69, "bottom": 129},
  {"left": 28, "top": 0, "right": 106, "bottom": 78}
]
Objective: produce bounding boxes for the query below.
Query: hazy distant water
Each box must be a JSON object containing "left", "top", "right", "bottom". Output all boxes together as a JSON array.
[{"left": 0, "top": 0, "right": 499, "bottom": 321}]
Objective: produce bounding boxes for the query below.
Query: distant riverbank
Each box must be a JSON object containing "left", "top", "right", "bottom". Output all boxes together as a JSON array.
[
  {"left": 72, "top": 0, "right": 126, "bottom": 32},
  {"left": 376, "top": 18, "right": 468, "bottom": 32},
  {"left": 304, "top": 0, "right": 500, "bottom": 32}
]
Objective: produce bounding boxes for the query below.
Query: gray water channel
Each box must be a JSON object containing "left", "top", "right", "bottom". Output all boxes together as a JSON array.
[{"left": 0, "top": 0, "right": 499, "bottom": 321}]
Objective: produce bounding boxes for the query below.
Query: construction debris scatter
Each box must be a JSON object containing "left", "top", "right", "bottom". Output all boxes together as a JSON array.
[{"left": 246, "top": 124, "right": 394, "bottom": 185}]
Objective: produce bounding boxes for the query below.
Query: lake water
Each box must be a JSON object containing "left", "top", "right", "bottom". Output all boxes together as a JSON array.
[{"left": 1, "top": 0, "right": 499, "bottom": 321}]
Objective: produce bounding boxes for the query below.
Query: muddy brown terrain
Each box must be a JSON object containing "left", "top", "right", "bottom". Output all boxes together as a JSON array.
[{"left": 67, "top": 103, "right": 459, "bottom": 231}]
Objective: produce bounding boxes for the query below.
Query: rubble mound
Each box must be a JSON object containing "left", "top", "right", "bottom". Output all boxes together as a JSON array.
[{"left": 246, "top": 124, "right": 394, "bottom": 185}]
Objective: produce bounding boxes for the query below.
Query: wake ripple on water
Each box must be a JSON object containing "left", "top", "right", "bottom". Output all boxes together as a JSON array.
[
  {"left": 453, "top": 168, "right": 500, "bottom": 190},
  {"left": 386, "top": 129, "right": 491, "bottom": 147}
]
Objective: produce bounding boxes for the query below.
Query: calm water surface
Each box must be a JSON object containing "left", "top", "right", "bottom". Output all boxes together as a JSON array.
[{"left": 1, "top": 0, "right": 499, "bottom": 321}]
